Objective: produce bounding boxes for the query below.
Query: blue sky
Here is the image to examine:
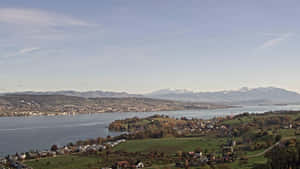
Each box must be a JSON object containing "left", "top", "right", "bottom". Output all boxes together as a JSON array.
[{"left": 0, "top": 0, "right": 300, "bottom": 93}]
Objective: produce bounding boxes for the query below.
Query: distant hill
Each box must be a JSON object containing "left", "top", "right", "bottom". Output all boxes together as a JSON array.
[
  {"left": 0, "top": 94, "right": 229, "bottom": 116},
  {"left": 0, "top": 90, "right": 142, "bottom": 98},
  {"left": 2, "top": 87, "right": 299, "bottom": 107},
  {"left": 146, "top": 87, "right": 300, "bottom": 105}
]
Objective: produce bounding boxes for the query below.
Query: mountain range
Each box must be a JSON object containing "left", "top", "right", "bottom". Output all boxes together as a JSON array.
[
  {"left": 0, "top": 90, "right": 142, "bottom": 98},
  {"left": 146, "top": 87, "right": 300, "bottom": 105},
  {"left": 1, "top": 87, "right": 300, "bottom": 105},
  {"left": 0, "top": 95, "right": 228, "bottom": 116}
]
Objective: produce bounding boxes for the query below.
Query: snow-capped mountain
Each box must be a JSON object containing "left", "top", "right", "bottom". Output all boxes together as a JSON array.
[
  {"left": 146, "top": 87, "right": 300, "bottom": 105},
  {"left": 148, "top": 89, "right": 194, "bottom": 95},
  {"left": 3, "top": 87, "right": 300, "bottom": 105}
]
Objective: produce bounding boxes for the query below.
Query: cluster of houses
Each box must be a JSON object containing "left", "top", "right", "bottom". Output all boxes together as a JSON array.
[
  {"left": 170, "top": 118, "right": 231, "bottom": 137},
  {"left": 176, "top": 140, "right": 237, "bottom": 168},
  {"left": 0, "top": 156, "right": 31, "bottom": 169},
  {"left": 0, "top": 111, "right": 76, "bottom": 117},
  {"left": 110, "top": 115, "right": 231, "bottom": 135},
  {"left": 0, "top": 139, "right": 127, "bottom": 169},
  {"left": 174, "top": 115, "right": 300, "bottom": 138},
  {"left": 101, "top": 161, "right": 144, "bottom": 169}
]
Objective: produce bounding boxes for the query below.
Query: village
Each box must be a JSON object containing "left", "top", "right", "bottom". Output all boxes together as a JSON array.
[
  {"left": 0, "top": 95, "right": 228, "bottom": 118},
  {"left": 2, "top": 111, "right": 300, "bottom": 169},
  {"left": 110, "top": 112, "right": 300, "bottom": 136},
  {"left": 0, "top": 139, "right": 128, "bottom": 169},
  {"left": 0, "top": 137, "right": 239, "bottom": 169}
]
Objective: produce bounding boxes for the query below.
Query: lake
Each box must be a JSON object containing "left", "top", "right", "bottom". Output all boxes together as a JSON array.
[{"left": 1, "top": 105, "right": 300, "bottom": 156}]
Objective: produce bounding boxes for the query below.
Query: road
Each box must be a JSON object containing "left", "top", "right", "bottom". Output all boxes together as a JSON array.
[
  {"left": 246, "top": 142, "right": 280, "bottom": 158},
  {"left": 246, "top": 136, "right": 297, "bottom": 158}
]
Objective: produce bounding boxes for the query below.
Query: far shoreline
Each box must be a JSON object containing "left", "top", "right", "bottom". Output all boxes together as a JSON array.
[
  {"left": 3, "top": 104, "right": 300, "bottom": 118},
  {"left": 0, "top": 105, "right": 236, "bottom": 118}
]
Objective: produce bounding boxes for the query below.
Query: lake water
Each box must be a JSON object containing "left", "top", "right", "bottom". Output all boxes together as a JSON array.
[{"left": 1, "top": 105, "right": 300, "bottom": 156}]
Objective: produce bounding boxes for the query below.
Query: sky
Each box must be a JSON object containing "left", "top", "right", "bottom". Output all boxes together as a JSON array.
[{"left": 0, "top": 0, "right": 300, "bottom": 94}]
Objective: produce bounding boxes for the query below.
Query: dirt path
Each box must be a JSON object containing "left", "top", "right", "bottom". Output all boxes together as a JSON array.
[
  {"left": 246, "top": 136, "right": 296, "bottom": 158},
  {"left": 246, "top": 142, "right": 280, "bottom": 158}
]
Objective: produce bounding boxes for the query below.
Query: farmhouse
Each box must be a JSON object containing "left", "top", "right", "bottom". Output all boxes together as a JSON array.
[{"left": 135, "top": 161, "right": 144, "bottom": 168}]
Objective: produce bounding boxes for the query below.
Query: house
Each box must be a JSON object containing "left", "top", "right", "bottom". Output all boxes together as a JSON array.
[
  {"left": 15, "top": 163, "right": 27, "bottom": 169},
  {"left": 207, "top": 124, "right": 214, "bottom": 129},
  {"left": 63, "top": 146, "right": 71, "bottom": 154},
  {"left": 7, "top": 155, "right": 18, "bottom": 161},
  {"left": 231, "top": 140, "right": 236, "bottom": 147},
  {"left": 135, "top": 161, "right": 144, "bottom": 168},
  {"left": 0, "top": 158, "right": 7, "bottom": 165},
  {"left": 26, "top": 152, "right": 39, "bottom": 159},
  {"left": 223, "top": 146, "right": 234, "bottom": 154},
  {"left": 48, "top": 151, "right": 57, "bottom": 157},
  {"left": 86, "top": 146, "right": 97, "bottom": 153},
  {"left": 189, "top": 158, "right": 208, "bottom": 167},
  {"left": 222, "top": 154, "right": 234, "bottom": 162},
  {"left": 75, "top": 146, "right": 84, "bottom": 152},
  {"left": 199, "top": 156, "right": 208, "bottom": 163},
  {"left": 119, "top": 139, "right": 126, "bottom": 143},
  {"left": 38, "top": 151, "right": 49, "bottom": 158},
  {"left": 105, "top": 142, "right": 113, "bottom": 147},
  {"left": 9, "top": 161, "right": 19, "bottom": 168},
  {"left": 226, "top": 140, "right": 236, "bottom": 147},
  {"left": 115, "top": 161, "right": 130, "bottom": 169},
  {"left": 98, "top": 145, "right": 106, "bottom": 151},
  {"left": 9, "top": 161, "right": 28, "bottom": 169},
  {"left": 207, "top": 154, "right": 216, "bottom": 161},
  {"left": 70, "top": 146, "right": 78, "bottom": 153},
  {"left": 56, "top": 149, "right": 65, "bottom": 155},
  {"left": 18, "top": 153, "right": 26, "bottom": 161},
  {"left": 175, "top": 162, "right": 185, "bottom": 168},
  {"left": 188, "top": 152, "right": 195, "bottom": 156},
  {"left": 282, "top": 125, "right": 290, "bottom": 129},
  {"left": 194, "top": 152, "right": 203, "bottom": 158}
]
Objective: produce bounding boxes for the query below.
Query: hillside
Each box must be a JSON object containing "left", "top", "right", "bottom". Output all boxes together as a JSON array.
[
  {"left": 0, "top": 90, "right": 142, "bottom": 98},
  {"left": 2, "top": 87, "right": 299, "bottom": 107},
  {"left": 0, "top": 94, "right": 228, "bottom": 116}
]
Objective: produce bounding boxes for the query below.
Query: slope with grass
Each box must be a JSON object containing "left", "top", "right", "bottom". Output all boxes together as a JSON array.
[{"left": 113, "top": 137, "right": 226, "bottom": 154}]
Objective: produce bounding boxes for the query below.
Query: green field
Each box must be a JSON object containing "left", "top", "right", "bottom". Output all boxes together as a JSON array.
[
  {"left": 25, "top": 137, "right": 227, "bottom": 169},
  {"left": 114, "top": 137, "right": 226, "bottom": 154},
  {"left": 221, "top": 116, "right": 254, "bottom": 126},
  {"left": 24, "top": 155, "right": 102, "bottom": 169},
  {"left": 229, "top": 156, "right": 267, "bottom": 169},
  {"left": 24, "top": 136, "right": 270, "bottom": 169}
]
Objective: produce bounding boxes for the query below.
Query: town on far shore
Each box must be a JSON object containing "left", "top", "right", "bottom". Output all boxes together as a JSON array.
[{"left": 0, "top": 94, "right": 231, "bottom": 117}]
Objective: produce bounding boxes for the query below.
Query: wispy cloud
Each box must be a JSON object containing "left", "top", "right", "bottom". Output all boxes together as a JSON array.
[
  {"left": 0, "top": 8, "right": 91, "bottom": 27},
  {"left": 0, "top": 8, "right": 100, "bottom": 63},
  {"left": 1, "top": 47, "right": 41, "bottom": 59},
  {"left": 259, "top": 33, "right": 294, "bottom": 49},
  {"left": 18, "top": 47, "right": 41, "bottom": 55}
]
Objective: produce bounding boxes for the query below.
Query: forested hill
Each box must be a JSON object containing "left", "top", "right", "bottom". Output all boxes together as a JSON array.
[
  {"left": 0, "top": 90, "right": 142, "bottom": 98},
  {"left": 0, "top": 94, "right": 229, "bottom": 116}
]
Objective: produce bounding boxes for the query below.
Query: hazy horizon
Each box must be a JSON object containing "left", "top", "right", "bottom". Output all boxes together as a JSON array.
[
  {"left": 2, "top": 86, "right": 300, "bottom": 95},
  {"left": 1, "top": 0, "right": 300, "bottom": 93}
]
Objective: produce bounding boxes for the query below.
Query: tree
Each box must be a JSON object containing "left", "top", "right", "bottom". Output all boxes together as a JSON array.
[
  {"left": 67, "top": 142, "right": 74, "bottom": 147},
  {"left": 50, "top": 144, "right": 58, "bottom": 152},
  {"left": 275, "top": 135, "right": 282, "bottom": 142},
  {"left": 194, "top": 147, "right": 202, "bottom": 153},
  {"left": 176, "top": 151, "right": 183, "bottom": 159}
]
